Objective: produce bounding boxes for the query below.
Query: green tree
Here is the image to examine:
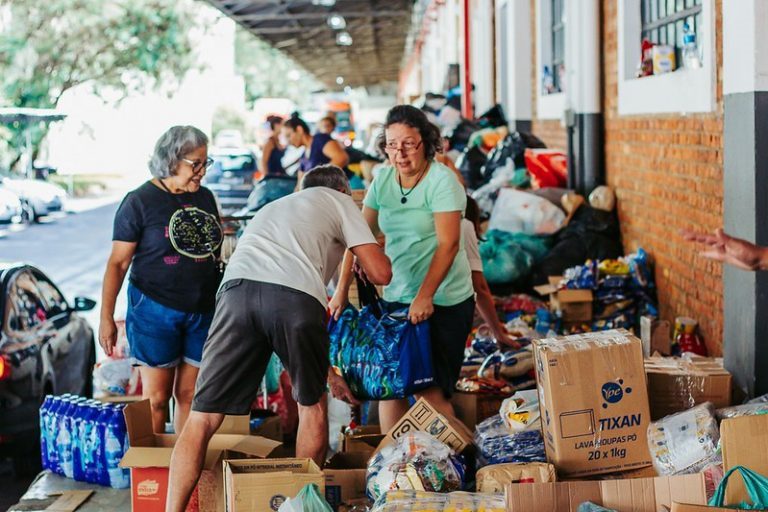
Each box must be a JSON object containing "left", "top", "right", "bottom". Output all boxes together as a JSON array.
[
  {"left": 0, "top": 0, "right": 201, "bottom": 171},
  {"left": 234, "top": 27, "right": 322, "bottom": 110}
]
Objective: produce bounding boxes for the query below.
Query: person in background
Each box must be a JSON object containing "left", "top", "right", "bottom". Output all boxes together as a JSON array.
[
  {"left": 330, "top": 105, "right": 474, "bottom": 433},
  {"left": 436, "top": 136, "right": 464, "bottom": 186},
  {"left": 464, "top": 196, "right": 519, "bottom": 348},
  {"left": 259, "top": 115, "right": 285, "bottom": 176},
  {"left": 283, "top": 114, "right": 349, "bottom": 184},
  {"left": 317, "top": 116, "right": 337, "bottom": 136},
  {"left": 683, "top": 228, "right": 768, "bottom": 270},
  {"left": 165, "top": 165, "right": 391, "bottom": 512},
  {"left": 100, "top": 126, "right": 222, "bottom": 434}
]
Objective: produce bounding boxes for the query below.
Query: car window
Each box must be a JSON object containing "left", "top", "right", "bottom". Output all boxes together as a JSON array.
[
  {"left": 32, "top": 271, "right": 69, "bottom": 317},
  {"left": 212, "top": 154, "right": 256, "bottom": 172},
  {"left": 4, "top": 270, "right": 48, "bottom": 334}
]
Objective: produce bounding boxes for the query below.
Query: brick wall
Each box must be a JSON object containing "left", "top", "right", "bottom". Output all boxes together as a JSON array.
[
  {"left": 602, "top": 1, "right": 724, "bottom": 354},
  {"left": 530, "top": 0, "right": 568, "bottom": 150}
]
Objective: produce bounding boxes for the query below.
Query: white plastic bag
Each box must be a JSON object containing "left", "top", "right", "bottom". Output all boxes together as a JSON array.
[
  {"left": 500, "top": 389, "right": 541, "bottom": 432},
  {"left": 488, "top": 188, "right": 565, "bottom": 235}
]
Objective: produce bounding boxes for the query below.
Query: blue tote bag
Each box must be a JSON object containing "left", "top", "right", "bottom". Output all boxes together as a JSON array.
[{"left": 328, "top": 301, "right": 434, "bottom": 400}]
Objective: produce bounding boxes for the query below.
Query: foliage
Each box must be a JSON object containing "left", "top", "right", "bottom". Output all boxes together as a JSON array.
[
  {"left": 234, "top": 27, "right": 322, "bottom": 110},
  {"left": 0, "top": 0, "right": 201, "bottom": 168},
  {"left": 212, "top": 106, "right": 251, "bottom": 144}
]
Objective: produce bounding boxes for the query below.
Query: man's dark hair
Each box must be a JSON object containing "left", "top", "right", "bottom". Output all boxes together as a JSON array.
[
  {"left": 376, "top": 104, "right": 443, "bottom": 161},
  {"left": 320, "top": 116, "right": 337, "bottom": 129},
  {"left": 284, "top": 115, "right": 310, "bottom": 134},
  {"left": 465, "top": 195, "right": 482, "bottom": 238},
  {"left": 300, "top": 164, "right": 350, "bottom": 195}
]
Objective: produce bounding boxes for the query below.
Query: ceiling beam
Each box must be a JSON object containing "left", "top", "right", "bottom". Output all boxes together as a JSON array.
[{"left": 234, "top": 10, "right": 408, "bottom": 21}]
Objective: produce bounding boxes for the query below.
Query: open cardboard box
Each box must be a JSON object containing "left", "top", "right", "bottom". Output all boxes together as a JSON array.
[
  {"left": 324, "top": 452, "right": 369, "bottom": 511},
  {"left": 338, "top": 425, "right": 384, "bottom": 455},
  {"left": 119, "top": 399, "right": 281, "bottom": 512},
  {"left": 534, "top": 276, "right": 593, "bottom": 324},
  {"left": 507, "top": 473, "right": 708, "bottom": 512}
]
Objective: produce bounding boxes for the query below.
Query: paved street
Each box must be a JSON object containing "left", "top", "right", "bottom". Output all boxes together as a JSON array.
[{"left": 0, "top": 199, "right": 121, "bottom": 511}]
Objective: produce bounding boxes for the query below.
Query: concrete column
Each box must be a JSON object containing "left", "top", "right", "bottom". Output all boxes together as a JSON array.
[
  {"left": 722, "top": 0, "right": 768, "bottom": 397},
  {"left": 564, "top": 0, "right": 603, "bottom": 195},
  {"left": 495, "top": 0, "right": 532, "bottom": 131}
]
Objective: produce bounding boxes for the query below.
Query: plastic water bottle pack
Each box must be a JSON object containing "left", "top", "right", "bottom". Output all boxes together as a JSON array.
[{"left": 39, "top": 394, "right": 130, "bottom": 488}]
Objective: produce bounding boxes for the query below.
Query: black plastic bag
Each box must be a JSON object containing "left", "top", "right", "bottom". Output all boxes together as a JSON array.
[{"left": 456, "top": 146, "right": 489, "bottom": 190}]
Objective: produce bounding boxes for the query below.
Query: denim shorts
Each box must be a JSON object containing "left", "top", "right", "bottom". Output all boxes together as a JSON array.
[{"left": 125, "top": 283, "right": 213, "bottom": 368}]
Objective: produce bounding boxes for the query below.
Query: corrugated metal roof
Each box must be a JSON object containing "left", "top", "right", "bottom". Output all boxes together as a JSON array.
[{"left": 205, "top": 0, "right": 414, "bottom": 88}]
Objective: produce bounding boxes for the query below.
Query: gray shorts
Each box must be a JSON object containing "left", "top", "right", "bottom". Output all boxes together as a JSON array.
[{"left": 192, "top": 279, "right": 329, "bottom": 414}]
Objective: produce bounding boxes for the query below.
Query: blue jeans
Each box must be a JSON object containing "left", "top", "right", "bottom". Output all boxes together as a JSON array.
[{"left": 126, "top": 283, "right": 213, "bottom": 368}]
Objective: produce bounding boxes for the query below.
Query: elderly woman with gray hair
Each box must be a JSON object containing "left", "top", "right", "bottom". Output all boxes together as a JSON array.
[{"left": 99, "top": 125, "right": 223, "bottom": 433}]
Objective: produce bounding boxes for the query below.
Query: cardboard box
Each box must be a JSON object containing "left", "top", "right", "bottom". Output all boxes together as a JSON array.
[
  {"left": 250, "top": 410, "right": 283, "bottom": 442},
  {"left": 119, "top": 400, "right": 281, "bottom": 512},
  {"left": 721, "top": 414, "right": 768, "bottom": 506},
  {"left": 533, "top": 330, "right": 652, "bottom": 477},
  {"left": 640, "top": 316, "right": 671, "bottom": 356},
  {"left": 534, "top": 277, "right": 593, "bottom": 324},
  {"left": 324, "top": 452, "right": 368, "bottom": 511},
  {"left": 338, "top": 425, "right": 384, "bottom": 455},
  {"left": 223, "top": 458, "right": 324, "bottom": 512},
  {"left": 451, "top": 391, "right": 511, "bottom": 430},
  {"left": 645, "top": 356, "right": 732, "bottom": 420},
  {"left": 380, "top": 397, "right": 474, "bottom": 453},
  {"left": 507, "top": 474, "right": 707, "bottom": 512},
  {"left": 476, "top": 462, "right": 555, "bottom": 493},
  {"left": 671, "top": 505, "right": 733, "bottom": 512}
]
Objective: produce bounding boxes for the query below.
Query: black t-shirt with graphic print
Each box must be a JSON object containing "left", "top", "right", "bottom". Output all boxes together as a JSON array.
[{"left": 113, "top": 181, "right": 222, "bottom": 313}]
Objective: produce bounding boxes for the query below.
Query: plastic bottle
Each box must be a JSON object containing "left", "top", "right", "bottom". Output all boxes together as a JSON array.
[
  {"left": 682, "top": 23, "right": 702, "bottom": 69},
  {"left": 57, "top": 396, "right": 85, "bottom": 479},
  {"left": 104, "top": 404, "right": 130, "bottom": 489},
  {"left": 45, "top": 396, "right": 64, "bottom": 474},
  {"left": 95, "top": 404, "right": 114, "bottom": 486},
  {"left": 542, "top": 66, "right": 554, "bottom": 94},
  {"left": 81, "top": 400, "right": 103, "bottom": 483},
  {"left": 39, "top": 395, "right": 53, "bottom": 470},
  {"left": 72, "top": 399, "right": 88, "bottom": 482},
  {"left": 49, "top": 394, "right": 73, "bottom": 475}
]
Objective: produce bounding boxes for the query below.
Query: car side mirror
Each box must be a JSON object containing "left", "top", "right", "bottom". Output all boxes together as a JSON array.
[{"left": 73, "top": 297, "right": 97, "bottom": 312}]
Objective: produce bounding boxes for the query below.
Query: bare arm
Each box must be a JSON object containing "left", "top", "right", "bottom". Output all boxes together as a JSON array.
[
  {"left": 323, "top": 139, "right": 350, "bottom": 169},
  {"left": 260, "top": 139, "right": 275, "bottom": 175},
  {"left": 99, "top": 241, "right": 135, "bottom": 356},
  {"left": 350, "top": 243, "right": 391, "bottom": 285},
  {"left": 409, "top": 211, "right": 462, "bottom": 324},
  {"left": 471, "top": 271, "right": 519, "bottom": 348},
  {"left": 682, "top": 228, "right": 768, "bottom": 271},
  {"left": 437, "top": 153, "right": 465, "bottom": 187},
  {"left": 329, "top": 206, "right": 382, "bottom": 319}
]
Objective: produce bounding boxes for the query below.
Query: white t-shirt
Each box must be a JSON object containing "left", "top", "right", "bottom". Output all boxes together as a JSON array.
[
  {"left": 462, "top": 219, "right": 483, "bottom": 272},
  {"left": 223, "top": 187, "right": 377, "bottom": 306}
]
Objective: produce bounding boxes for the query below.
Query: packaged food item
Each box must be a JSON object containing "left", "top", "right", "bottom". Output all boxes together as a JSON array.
[
  {"left": 370, "top": 491, "right": 505, "bottom": 512},
  {"left": 366, "top": 432, "right": 465, "bottom": 501},
  {"left": 477, "top": 344, "right": 534, "bottom": 381},
  {"left": 499, "top": 389, "right": 540, "bottom": 432},
  {"left": 652, "top": 44, "right": 676, "bottom": 74},
  {"left": 474, "top": 415, "right": 546, "bottom": 467},
  {"left": 647, "top": 402, "right": 720, "bottom": 476},
  {"left": 476, "top": 462, "right": 555, "bottom": 493},
  {"left": 716, "top": 402, "right": 768, "bottom": 420}
]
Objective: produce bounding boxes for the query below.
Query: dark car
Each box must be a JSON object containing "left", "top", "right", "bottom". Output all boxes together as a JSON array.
[
  {"left": 0, "top": 263, "right": 96, "bottom": 473},
  {"left": 203, "top": 148, "right": 258, "bottom": 214}
]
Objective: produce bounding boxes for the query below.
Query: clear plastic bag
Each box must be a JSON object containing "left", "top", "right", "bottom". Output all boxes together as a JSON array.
[
  {"left": 366, "top": 432, "right": 465, "bottom": 501},
  {"left": 370, "top": 490, "right": 505, "bottom": 512},
  {"left": 647, "top": 402, "right": 721, "bottom": 475},
  {"left": 488, "top": 188, "right": 566, "bottom": 235},
  {"left": 474, "top": 414, "right": 546, "bottom": 467}
]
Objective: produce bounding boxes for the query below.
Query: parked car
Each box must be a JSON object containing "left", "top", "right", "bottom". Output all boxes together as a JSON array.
[
  {"left": 0, "top": 174, "right": 67, "bottom": 221},
  {"left": 203, "top": 147, "right": 258, "bottom": 214},
  {"left": 0, "top": 186, "right": 24, "bottom": 224},
  {"left": 0, "top": 263, "right": 96, "bottom": 473}
]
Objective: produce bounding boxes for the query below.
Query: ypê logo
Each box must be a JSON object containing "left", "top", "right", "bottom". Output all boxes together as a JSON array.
[{"left": 601, "top": 380, "right": 632, "bottom": 408}]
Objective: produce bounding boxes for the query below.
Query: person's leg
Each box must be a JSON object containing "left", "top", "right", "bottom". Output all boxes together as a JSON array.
[
  {"left": 414, "top": 386, "right": 455, "bottom": 418},
  {"left": 172, "top": 363, "right": 199, "bottom": 433},
  {"left": 165, "top": 411, "right": 224, "bottom": 512},
  {"left": 296, "top": 395, "right": 328, "bottom": 466},
  {"left": 139, "top": 367, "right": 175, "bottom": 433},
  {"left": 378, "top": 399, "right": 411, "bottom": 433}
]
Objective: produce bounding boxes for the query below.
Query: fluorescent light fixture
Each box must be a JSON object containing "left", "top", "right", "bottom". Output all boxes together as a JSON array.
[
  {"left": 336, "top": 76, "right": 345, "bottom": 85},
  {"left": 312, "top": 0, "right": 336, "bottom": 6},
  {"left": 336, "top": 31, "right": 353, "bottom": 46},
  {"left": 327, "top": 14, "right": 346, "bottom": 29}
]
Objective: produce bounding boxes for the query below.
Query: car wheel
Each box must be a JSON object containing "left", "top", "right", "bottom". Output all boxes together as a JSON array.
[
  {"left": 82, "top": 340, "right": 95, "bottom": 398},
  {"left": 19, "top": 200, "right": 34, "bottom": 225}
]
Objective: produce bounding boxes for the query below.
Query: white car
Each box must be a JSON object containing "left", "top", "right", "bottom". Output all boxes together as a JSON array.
[
  {"left": 0, "top": 186, "right": 23, "bottom": 224},
  {"left": 0, "top": 176, "right": 67, "bottom": 221}
]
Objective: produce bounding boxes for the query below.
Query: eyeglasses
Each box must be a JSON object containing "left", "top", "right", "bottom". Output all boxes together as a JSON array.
[
  {"left": 181, "top": 157, "right": 214, "bottom": 174},
  {"left": 384, "top": 140, "right": 423, "bottom": 155}
]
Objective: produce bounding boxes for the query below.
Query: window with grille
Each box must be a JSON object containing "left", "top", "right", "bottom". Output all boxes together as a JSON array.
[
  {"left": 641, "top": 0, "right": 703, "bottom": 63},
  {"left": 550, "top": 0, "right": 565, "bottom": 93}
]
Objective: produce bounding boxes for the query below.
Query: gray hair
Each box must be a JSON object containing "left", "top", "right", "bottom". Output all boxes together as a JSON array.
[
  {"left": 148, "top": 125, "right": 209, "bottom": 178},
  {"left": 300, "top": 164, "right": 351, "bottom": 194}
]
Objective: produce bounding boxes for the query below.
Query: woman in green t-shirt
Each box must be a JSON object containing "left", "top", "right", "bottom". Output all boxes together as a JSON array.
[{"left": 331, "top": 105, "right": 475, "bottom": 431}]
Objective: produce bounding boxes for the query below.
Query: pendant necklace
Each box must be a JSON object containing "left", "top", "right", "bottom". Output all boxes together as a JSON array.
[{"left": 397, "top": 162, "right": 429, "bottom": 204}]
